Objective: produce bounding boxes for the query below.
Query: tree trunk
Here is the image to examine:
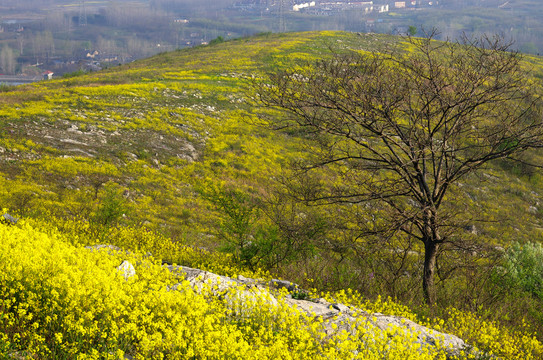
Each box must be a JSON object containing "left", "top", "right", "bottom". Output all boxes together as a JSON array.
[{"left": 423, "top": 240, "right": 439, "bottom": 305}]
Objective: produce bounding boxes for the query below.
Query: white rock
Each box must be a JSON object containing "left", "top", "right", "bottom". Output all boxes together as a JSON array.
[
  {"left": 117, "top": 260, "right": 136, "bottom": 280},
  {"left": 225, "top": 288, "right": 278, "bottom": 317}
]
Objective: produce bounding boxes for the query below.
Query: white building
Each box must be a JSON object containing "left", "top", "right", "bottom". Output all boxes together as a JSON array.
[{"left": 293, "top": 1, "right": 316, "bottom": 11}]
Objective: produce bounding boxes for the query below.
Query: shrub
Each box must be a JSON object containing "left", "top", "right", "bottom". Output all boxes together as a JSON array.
[
  {"left": 500, "top": 242, "right": 543, "bottom": 300},
  {"left": 62, "top": 69, "right": 86, "bottom": 78},
  {"left": 93, "top": 183, "right": 129, "bottom": 227},
  {"left": 200, "top": 185, "right": 264, "bottom": 269},
  {"left": 209, "top": 36, "right": 225, "bottom": 46}
]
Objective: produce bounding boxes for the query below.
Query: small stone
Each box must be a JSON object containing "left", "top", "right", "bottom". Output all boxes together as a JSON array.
[
  {"left": 332, "top": 303, "right": 349, "bottom": 312},
  {"left": 1, "top": 213, "right": 18, "bottom": 225},
  {"left": 237, "top": 274, "right": 250, "bottom": 282},
  {"left": 117, "top": 261, "right": 136, "bottom": 280},
  {"left": 271, "top": 279, "right": 299, "bottom": 292}
]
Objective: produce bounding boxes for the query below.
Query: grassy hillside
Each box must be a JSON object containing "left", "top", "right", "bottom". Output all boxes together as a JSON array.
[
  {"left": 2, "top": 31, "right": 543, "bottom": 248},
  {"left": 1, "top": 31, "right": 543, "bottom": 358}
]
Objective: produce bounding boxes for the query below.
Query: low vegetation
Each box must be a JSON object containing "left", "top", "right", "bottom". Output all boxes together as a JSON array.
[
  {"left": 1, "top": 218, "right": 542, "bottom": 359},
  {"left": 1, "top": 31, "right": 543, "bottom": 358}
]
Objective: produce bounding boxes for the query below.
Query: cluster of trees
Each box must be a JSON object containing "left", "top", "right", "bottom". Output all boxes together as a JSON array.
[{"left": 150, "top": 0, "right": 235, "bottom": 15}]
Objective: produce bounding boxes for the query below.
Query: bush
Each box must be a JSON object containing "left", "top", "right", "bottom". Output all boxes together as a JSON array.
[
  {"left": 500, "top": 242, "right": 543, "bottom": 300},
  {"left": 200, "top": 184, "right": 321, "bottom": 271},
  {"left": 62, "top": 69, "right": 86, "bottom": 78},
  {"left": 209, "top": 36, "right": 225, "bottom": 46},
  {"left": 93, "top": 183, "right": 128, "bottom": 227}
]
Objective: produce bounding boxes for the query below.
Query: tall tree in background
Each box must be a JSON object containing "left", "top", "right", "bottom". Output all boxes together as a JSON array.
[
  {"left": 31, "top": 31, "right": 55, "bottom": 63},
  {"left": 259, "top": 33, "right": 543, "bottom": 305},
  {"left": 0, "top": 45, "right": 17, "bottom": 74}
]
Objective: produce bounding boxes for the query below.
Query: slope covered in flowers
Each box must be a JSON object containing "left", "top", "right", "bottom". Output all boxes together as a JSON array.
[
  {"left": 0, "top": 220, "right": 449, "bottom": 359},
  {"left": 1, "top": 220, "right": 542, "bottom": 359},
  {"left": 1, "top": 31, "right": 543, "bottom": 358}
]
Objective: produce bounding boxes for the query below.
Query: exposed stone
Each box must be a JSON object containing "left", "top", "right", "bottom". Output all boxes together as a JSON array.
[
  {"left": 270, "top": 278, "right": 300, "bottom": 292},
  {"left": 332, "top": 303, "right": 350, "bottom": 312},
  {"left": 225, "top": 287, "right": 279, "bottom": 316},
  {"left": 92, "top": 247, "right": 473, "bottom": 357},
  {"left": 166, "top": 265, "right": 240, "bottom": 294},
  {"left": 117, "top": 260, "right": 136, "bottom": 280},
  {"left": 464, "top": 224, "right": 478, "bottom": 235},
  {"left": 285, "top": 297, "right": 339, "bottom": 320},
  {"left": 61, "top": 138, "right": 88, "bottom": 146},
  {"left": 1, "top": 213, "right": 18, "bottom": 225},
  {"left": 369, "top": 313, "right": 467, "bottom": 352},
  {"left": 165, "top": 265, "right": 470, "bottom": 357},
  {"left": 8, "top": 350, "right": 34, "bottom": 359},
  {"left": 237, "top": 274, "right": 250, "bottom": 282}
]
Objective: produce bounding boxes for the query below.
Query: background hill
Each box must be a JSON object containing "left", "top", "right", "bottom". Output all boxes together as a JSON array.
[{"left": 1, "top": 31, "right": 543, "bottom": 358}]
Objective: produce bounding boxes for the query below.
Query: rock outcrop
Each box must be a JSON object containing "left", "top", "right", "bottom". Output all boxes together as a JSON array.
[
  {"left": 117, "top": 260, "right": 136, "bottom": 280},
  {"left": 1, "top": 213, "right": 18, "bottom": 225},
  {"left": 166, "top": 264, "right": 470, "bottom": 357},
  {"left": 89, "top": 247, "right": 472, "bottom": 358}
]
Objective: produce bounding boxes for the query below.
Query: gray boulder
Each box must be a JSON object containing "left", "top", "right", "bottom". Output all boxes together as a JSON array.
[
  {"left": 1, "top": 213, "right": 18, "bottom": 225},
  {"left": 167, "top": 265, "right": 241, "bottom": 294},
  {"left": 164, "top": 265, "right": 471, "bottom": 357}
]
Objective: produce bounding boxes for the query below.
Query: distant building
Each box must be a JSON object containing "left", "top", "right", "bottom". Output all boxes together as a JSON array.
[
  {"left": 42, "top": 71, "right": 54, "bottom": 80},
  {"left": 293, "top": 1, "right": 316, "bottom": 11},
  {"left": 395, "top": 1, "right": 406, "bottom": 8},
  {"left": 86, "top": 50, "right": 99, "bottom": 59},
  {"left": 100, "top": 55, "right": 119, "bottom": 63}
]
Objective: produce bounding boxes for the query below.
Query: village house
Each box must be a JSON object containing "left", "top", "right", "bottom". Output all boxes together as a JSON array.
[{"left": 42, "top": 70, "right": 54, "bottom": 80}]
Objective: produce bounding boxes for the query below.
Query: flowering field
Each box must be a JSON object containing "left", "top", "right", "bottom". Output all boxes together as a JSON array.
[
  {"left": 0, "top": 31, "right": 542, "bottom": 243},
  {"left": 1, "top": 31, "right": 543, "bottom": 358},
  {"left": 1, "top": 219, "right": 541, "bottom": 359}
]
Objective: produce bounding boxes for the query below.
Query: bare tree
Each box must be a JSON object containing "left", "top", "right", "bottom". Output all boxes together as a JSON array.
[
  {"left": 31, "top": 31, "right": 55, "bottom": 63},
  {"left": 258, "top": 33, "right": 543, "bottom": 305},
  {"left": 0, "top": 45, "right": 17, "bottom": 74}
]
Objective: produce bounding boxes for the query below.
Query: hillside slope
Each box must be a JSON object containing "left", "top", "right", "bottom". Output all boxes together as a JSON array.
[
  {"left": 2, "top": 220, "right": 541, "bottom": 359},
  {"left": 1, "top": 31, "right": 543, "bottom": 243},
  {"left": 1, "top": 31, "right": 543, "bottom": 358},
  {"left": 0, "top": 221, "right": 464, "bottom": 359}
]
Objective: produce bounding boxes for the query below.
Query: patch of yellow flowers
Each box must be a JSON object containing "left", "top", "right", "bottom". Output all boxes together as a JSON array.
[
  {"left": 328, "top": 288, "right": 543, "bottom": 359},
  {"left": 1, "top": 219, "right": 542, "bottom": 359}
]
